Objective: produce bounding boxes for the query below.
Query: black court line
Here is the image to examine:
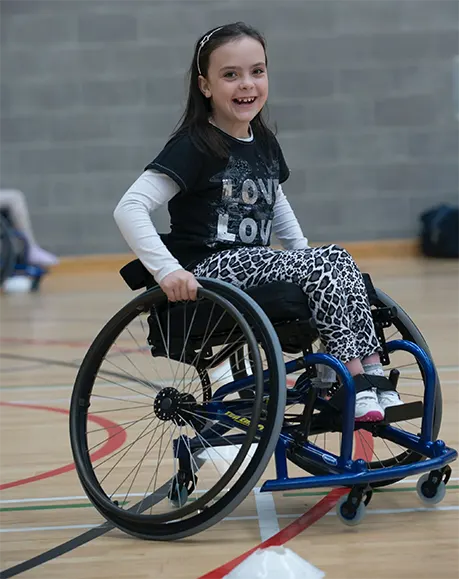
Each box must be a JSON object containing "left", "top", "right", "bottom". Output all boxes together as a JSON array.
[
  {"left": 0, "top": 363, "right": 50, "bottom": 374},
  {"left": 0, "top": 522, "right": 114, "bottom": 578},
  {"left": 0, "top": 353, "right": 157, "bottom": 388},
  {"left": 0, "top": 486, "right": 170, "bottom": 578},
  {"left": 0, "top": 352, "right": 173, "bottom": 576},
  {"left": 0, "top": 353, "right": 83, "bottom": 372}
]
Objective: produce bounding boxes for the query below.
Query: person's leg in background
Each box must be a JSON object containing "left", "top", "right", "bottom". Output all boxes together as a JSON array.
[{"left": 0, "top": 189, "right": 59, "bottom": 267}]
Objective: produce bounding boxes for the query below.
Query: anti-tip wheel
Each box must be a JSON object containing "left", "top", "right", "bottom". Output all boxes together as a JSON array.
[
  {"left": 336, "top": 494, "right": 367, "bottom": 526},
  {"left": 416, "top": 473, "right": 447, "bottom": 505}
]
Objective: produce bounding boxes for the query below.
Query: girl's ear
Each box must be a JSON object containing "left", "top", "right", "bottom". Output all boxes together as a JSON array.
[{"left": 198, "top": 75, "right": 212, "bottom": 98}]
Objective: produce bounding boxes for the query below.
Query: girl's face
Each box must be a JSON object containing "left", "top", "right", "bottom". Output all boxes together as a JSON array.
[{"left": 198, "top": 36, "right": 268, "bottom": 138}]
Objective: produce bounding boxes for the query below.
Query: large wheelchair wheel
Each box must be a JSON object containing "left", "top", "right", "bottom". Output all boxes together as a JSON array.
[
  {"left": 70, "top": 279, "right": 286, "bottom": 540},
  {"left": 0, "top": 214, "right": 16, "bottom": 286}
]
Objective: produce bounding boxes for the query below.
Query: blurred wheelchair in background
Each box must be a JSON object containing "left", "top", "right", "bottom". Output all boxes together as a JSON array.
[{"left": 0, "top": 210, "right": 47, "bottom": 292}]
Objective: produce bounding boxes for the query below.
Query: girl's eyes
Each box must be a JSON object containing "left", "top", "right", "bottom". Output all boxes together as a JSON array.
[{"left": 223, "top": 69, "right": 266, "bottom": 79}]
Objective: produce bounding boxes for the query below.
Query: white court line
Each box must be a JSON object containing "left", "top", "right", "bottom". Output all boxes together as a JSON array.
[
  {"left": 253, "top": 487, "right": 279, "bottom": 541},
  {"left": 0, "top": 489, "right": 225, "bottom": 504},
  {"left": 1, "top": 505, "right": 458, "bottom": 534},
  {"left": 396, "top": 476, "right": 459, "bottom": 485}
]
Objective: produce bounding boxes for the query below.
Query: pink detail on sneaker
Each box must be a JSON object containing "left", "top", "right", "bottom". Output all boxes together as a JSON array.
[
  {"left": 355, "top": 387, "right": 384, "bottom": 422},
  {"left": 355, "top": 409, "right": 384, "bottom": 422}
]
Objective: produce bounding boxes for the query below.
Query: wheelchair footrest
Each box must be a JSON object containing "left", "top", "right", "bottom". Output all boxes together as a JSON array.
[{"left": 383, "top": 401, "right": 423, "bottom": 424}]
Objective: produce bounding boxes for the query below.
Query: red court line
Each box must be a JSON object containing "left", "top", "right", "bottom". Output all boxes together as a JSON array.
[
  {"left": 0, "top": 401, "right": 127, "bottom": 491},
  {"left": 198, "top": 430, "right": 373, "bottom": 579},
  {"left": 199, "top": 489, "right": 344, "bottom": 579}
]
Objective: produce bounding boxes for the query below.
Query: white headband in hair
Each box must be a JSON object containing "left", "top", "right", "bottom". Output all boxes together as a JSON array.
[{"left": 196, "top": 27, "right": 224, "bottom": 75}]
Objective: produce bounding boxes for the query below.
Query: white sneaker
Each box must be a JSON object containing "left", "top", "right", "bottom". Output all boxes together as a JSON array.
[
  {"left": 377, "top": 390, "right": 404, "bottom": 412},
  {"left": 355, "top": 388, "right": 384, "bottom": 422}
]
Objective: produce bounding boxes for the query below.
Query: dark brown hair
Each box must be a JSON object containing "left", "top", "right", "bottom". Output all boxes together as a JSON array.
[{"left": 171, "top": 22, "right": 275, "bottom": 159}]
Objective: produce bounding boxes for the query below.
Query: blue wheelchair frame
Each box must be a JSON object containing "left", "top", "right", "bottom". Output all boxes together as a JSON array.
[{"left": 185, "top": 339, "right": 457, "bottom": 493}]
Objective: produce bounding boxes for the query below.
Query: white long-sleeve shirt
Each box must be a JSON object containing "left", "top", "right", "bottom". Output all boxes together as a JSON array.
[{"left": 114, "top": 170, "right": 309, "bottom": 284}]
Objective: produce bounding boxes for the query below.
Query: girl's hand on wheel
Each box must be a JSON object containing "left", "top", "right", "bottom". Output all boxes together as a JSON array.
[{"left": 159, "top": 269, "right": 201, "bottom": 302}]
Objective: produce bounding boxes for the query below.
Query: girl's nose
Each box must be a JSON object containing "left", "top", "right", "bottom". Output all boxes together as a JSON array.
[{"left": 239, "top": 76, "right": 254, "bottom": 90}]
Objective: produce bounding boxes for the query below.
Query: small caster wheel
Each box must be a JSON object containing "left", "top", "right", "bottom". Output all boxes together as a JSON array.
[
  {"left": 416, "top": 473, "right": 446, "bottom": 505},
  {"left": 168, "top": 483, "right": 189, "bottom": 508},
  {"left": 336, "top": 494, "right": 366, "bottom": 526}
]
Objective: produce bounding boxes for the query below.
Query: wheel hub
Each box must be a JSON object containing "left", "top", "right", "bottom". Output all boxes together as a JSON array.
[{"left": 154, "top": 387, "right": 197, "bottom": 426}]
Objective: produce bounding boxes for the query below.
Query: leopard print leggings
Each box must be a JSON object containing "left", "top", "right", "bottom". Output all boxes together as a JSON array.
[{"left": 193, "top": 244, "right": 380, "bottom": 363}]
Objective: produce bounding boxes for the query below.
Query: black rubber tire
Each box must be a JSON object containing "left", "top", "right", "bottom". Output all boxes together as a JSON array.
[{"left": 70, "top": 279, "right": 286, "bottom": 540}]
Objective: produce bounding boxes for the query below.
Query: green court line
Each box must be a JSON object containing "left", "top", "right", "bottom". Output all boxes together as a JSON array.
[
  {"left": 282, "top": 484, "right": 459, "bottom": 498},
  {"left": 2, "top": 486, "right": 458, "bottom": 512}
]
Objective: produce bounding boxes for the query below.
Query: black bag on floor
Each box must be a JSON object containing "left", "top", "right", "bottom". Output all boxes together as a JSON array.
[{"left": 420, "top": 204, "right": 459, "bottom": 258}]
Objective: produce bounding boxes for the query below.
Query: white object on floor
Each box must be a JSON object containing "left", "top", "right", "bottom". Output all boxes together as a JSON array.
[
  {"left": 2, "top": 276, "right": 32, "bottom": 293},
  {"left": 223, "top": 546, "right": 326, "bottom": 579},
  {"left": 195, "top": 444, "right": 257, "bottom": 477}
]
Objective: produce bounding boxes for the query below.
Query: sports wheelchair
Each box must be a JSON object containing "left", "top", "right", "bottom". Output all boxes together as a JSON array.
[
  {"left": 69, "top": 259, "right": 457, "bottom": 541},
  {"left": 0, "top": 211, "right": 47, "bottom": 291}
]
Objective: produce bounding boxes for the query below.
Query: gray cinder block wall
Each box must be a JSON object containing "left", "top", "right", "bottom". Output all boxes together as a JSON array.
[{"left": 1, "top": 0, "right": 458, "bottom": 256}]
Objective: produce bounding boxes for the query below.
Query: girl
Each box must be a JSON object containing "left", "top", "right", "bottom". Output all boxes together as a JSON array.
[{"left": 114, "top": 22, "right": 403, "bottom": 422}]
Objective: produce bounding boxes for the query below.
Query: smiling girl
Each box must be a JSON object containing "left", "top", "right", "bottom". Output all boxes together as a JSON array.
[{"left": 114, "top": 22, "right": 403, "bottom": 422}]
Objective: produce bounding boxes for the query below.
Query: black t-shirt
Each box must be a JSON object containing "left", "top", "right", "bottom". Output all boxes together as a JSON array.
[{"left": 145, "top": 125, "right": 290, "bottom": 269}]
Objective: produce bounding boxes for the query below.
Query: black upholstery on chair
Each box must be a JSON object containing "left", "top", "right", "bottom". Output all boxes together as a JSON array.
[
  {"left": 121, "top": 259, "right": 313, "bottom": 322},
  {"left": 120, "top": 259, "right": 154, "bottom": 291},
  {"left": 119, "top": 259, "right": 379, "bottom": 356},
  {"left": 120, "top": 258, "right": 318, "bottom": 355}
]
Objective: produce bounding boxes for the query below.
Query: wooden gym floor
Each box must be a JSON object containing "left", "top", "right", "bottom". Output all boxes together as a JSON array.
[{"left": 0, "top": 256, "right": 458, "bottom": 579}]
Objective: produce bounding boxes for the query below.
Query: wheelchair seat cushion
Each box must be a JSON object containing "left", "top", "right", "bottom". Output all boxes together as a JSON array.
[
  {"left": 244, "top": 282, "right": 312, "bottom": 322},
  {"left": 120, "top": 259, "right": 312, "bottom": 323}
]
